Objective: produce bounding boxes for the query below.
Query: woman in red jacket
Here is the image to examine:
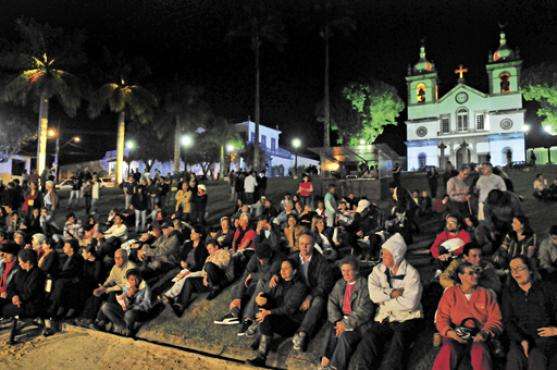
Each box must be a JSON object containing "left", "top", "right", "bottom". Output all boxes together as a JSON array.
[
  {"left": 297, "top": 175, "right": 314, "bottom": 208},
  {"left": 432, "top": 262, "right": 503, "bottom": 370}
]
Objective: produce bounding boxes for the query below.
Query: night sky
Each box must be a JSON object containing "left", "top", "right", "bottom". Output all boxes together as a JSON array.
[{"left": 1, "top": 0, "right": 556, "bottom": 162}]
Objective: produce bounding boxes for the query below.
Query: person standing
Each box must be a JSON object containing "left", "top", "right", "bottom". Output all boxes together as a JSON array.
[
  {"left": 132, "top": 178, "right": 149, "bottom": 233},
  {"left": 530, "top": 150, "right": 537, "bottom": 167},
  {"left": 83, "top": 178, "right": 93, "bottom": 215},
  {"left": 68, "top": 173, "right": 82, "bottom": 208},
  {"left": 392, "top": 162, "right": 402, "bottom": 186},
  {"left": 298, "top": 175, "right": 314, "bottom": 208},
  {"left": 475, "top": 162, "right": 506, "bottom": 221},
  {"left": 122, "top": 176, "right": 135, "bottom": 210},
  {"left": 324, "top": 184, "right": 337, "bottom": 228},
  {"left": 43, "top": 180, "right": 58, "bottom": 215},
  {"left": 91, "top": 175, "right": 101, "bottom": 214},
  {"left": 244, "top": 171, "right": 258, "bottom": 205},
  {"left": 427, "top": 166, "right": 439, "bottom": 198}
]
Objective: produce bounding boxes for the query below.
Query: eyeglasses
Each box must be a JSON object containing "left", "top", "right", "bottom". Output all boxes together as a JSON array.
[{"left": 510, "top": 266, "right": 528, "bottom": 274}]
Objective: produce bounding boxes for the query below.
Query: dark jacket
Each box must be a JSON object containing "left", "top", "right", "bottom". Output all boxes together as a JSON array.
[
  {"left": 245, "top": 251, "right": 282, "bottom": 283},
  {"left": 82, "top": 259, "right": 104, "bottom": 290},
  {"left": 131, "top": 184, "right": 149, "bottom": 211},
  {"left": 484, "top": 192, "right": 524, "bottom": 231},
  {"left": 502, "top": 280, "right": 557, "bottom": 348},
  {"left": 57, "top": 253, "right": 84, "bottom": 281},
  {"left": 328, "top": 276, "right": 374, "bottom": 330},
  {"left": 7, "top": 266, "right": 46, "bottom": 317},
  {"left": 39, "top": 251, "right": 60, "bottom": 278},
  {"left": 393, "top": 186, "right": 416, "bottom": 213},
  {"left": 294, "top": 251, "right": 335, "bottom": 299},
  {"left": 180, "top": 241, "right": 208, "bottom": 272},
  {"left": 264, "top": 275, "right": 307, "bottom": 321}
]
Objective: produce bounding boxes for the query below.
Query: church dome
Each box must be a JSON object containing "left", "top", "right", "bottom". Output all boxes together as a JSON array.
[
  {"left": 492, "top": 30, "right": 516, "bottom": 62},
  {"left": 412, "top": 43, "right": 435, "bottom": 74}
]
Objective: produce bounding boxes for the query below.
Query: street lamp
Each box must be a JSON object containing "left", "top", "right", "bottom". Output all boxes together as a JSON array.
[
  {"left": 49, "top": 126, "right": 81, "bottom": 182},
  {"left": 226, "top": 143, "right": 235, "bottom": 153},
  {"left": 522, "top": 124, "right": 531, "bottom": 133},
  {"left": 544, "top": 125, "right": 553, "bottom": 135},
  {"left": 126, "top": 140, "right": 136, "bottom": 150},
  {"left": 292, "top": 138, "right": 302, "bottom": 175},
  {"left": 359, "top": 138, "right": 366, "bottom": 145},
  {"left": 180, "top": 134, "right": 194, "bottom": 148}
]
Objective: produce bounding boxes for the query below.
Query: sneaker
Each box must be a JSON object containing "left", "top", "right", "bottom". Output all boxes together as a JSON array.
[
  {"left": 245, "top": 321, "right": 259, "bottom": 337},
  {"left": 214, "top": 312, "right": 240, "bottom": 325},
  {"left": 237, "top": 319, "right": 253, "bottom": 336},
  {"left": 292, "top": 331, "right": 307, "bottom": 351}
]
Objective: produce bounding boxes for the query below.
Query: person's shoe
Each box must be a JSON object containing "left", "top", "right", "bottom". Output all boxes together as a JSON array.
[
  {"left": 292, "top": 331, "right": 307, "bottom": 351},
  {"left": 170, "top": 303, "right": 185, "bottom": 317},
  {"left": 206, "top": 287, "right": 223, "bottom": 301},
  {"left": 245, "top": 321, "right": 259, "bottom": 337},
  {"left": 246, "top": 355, "right": 266, "bottom": 367},
  {"left": 237, "top": 319, "right": 253, "bottom": 336},
  {"left": 214, "top": 313, "right": 240, "bottom": 325}
]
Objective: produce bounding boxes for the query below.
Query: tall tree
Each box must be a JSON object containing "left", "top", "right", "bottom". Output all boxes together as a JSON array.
[
  {"left": 0, "top": 103, "right": 35, "bottom": 162},
  {"left": 88, "top": 51, "right": 157, "bottom": 184},
  {"left": 158, "top": 79, "right": 211, "bottom": 173},
  {"left": 0, "top": 18, "right": 85, "bottom": 175},
  {"left": 227, "top": 1, "right": 286, "bottom": 169},
  {"left": 207, "top": 116, "right": 243, "bottom": 178},
  {"left": 126, "top": 120, "right": 172, "bottom": 173},
  {"left": 313, "top": 0, "right": 356, "bottom": 147},
  {"left": 343, "top": 80, "right": 404, "bottom": 145},
  {"left": 522, "top": 63, "right": 557, "bottom": 131},
  {"left": 315, "top": 91, "right": 362, "bottom": 146}
]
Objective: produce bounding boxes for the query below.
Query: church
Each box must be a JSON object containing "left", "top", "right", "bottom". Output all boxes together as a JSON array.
[{"left": 405, "top": 30, "right": 525, "bottom": 171}]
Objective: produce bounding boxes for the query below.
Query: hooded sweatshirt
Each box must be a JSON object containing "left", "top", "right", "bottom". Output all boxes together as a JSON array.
[{"left": 368, "top": 233, "right": 423, "bottom": 323}]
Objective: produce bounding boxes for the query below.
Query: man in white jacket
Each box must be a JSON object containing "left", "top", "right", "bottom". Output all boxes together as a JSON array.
[{"left": 356, "top": 233, "right": 423, "bottom": 370}]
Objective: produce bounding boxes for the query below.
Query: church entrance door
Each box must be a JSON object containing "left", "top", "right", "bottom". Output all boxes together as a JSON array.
[{"left": 456, "top": 146, "right": 471, "bottom": 168}]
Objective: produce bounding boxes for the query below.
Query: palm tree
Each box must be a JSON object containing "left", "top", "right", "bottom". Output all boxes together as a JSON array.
[
  {"left": 88, "top": 55, "right": 157, "bottom": 184},
  {"left": 0, "top": 18, "right": 84, "bottom": 175},
  {"left": 158, "top": 79, "right": 211, "bottom": 173},
  {"left": 228, "top": 1, "right": 286, "bottom": 170},
  {"left": 314, "top": 1, "right": 356, "bottom": 147}
]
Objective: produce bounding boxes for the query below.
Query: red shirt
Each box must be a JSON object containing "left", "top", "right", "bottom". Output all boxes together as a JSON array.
[
  {"left": 430, "top": 230, "right": 471, "bottom": 258},
  {"left": 0, "top": 259, "right": 16, "bottom": 294},
  {"left": 342, "top": 282, "right": 356, "bottom": 315},
  {"left": 233, "top": 227, "right": 256, "bottom": 252},
  {"left": 298, "top": 182, "right": 313, "bottom": 197}
]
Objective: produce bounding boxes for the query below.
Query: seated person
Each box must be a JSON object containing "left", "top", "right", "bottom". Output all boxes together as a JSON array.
[
  {"left": 419, "top": 190, "right": 433, "bottom": 217},
  {"left": 163, "top": 239, "right": 231, "bottom": 315},
  {"left": 357, "top": 233, "right": 423, "bottom": 370},
  {"left": 503, "top": 256, "right": 557, "bottom": 370},
  {"left": 78, "top": 245, "right": 104, "bottom": 319},
  {"left": 139, "top": 221, "right": 181, "bottom": 274},
  {"left": 273, "top": 199, "right": 298, "bottom": 229},
  {"left": 63, "top": 213, "right": 84, "bottom": 241},
  {"left": 432, "top": 262, "right": 502, "bottom": 370},
  {"left": 439, "top": 242, "right": 501, "bottom": 295},
  {"left": 533, "top": 173, "right": 550, "bottom": 200},
  {"left": 0, "top": 243, "right": 20, "bottom": 303},
  {"left": 311, "top": 216, "right": 335, "bottom": 259},
  {"left": 1, "top": 249, "right": 45, "bottom": 319},
  {"left": 246, "top": 258, "right": 307, "bottom": 367},
  {"left": 216, "top": 216, "right": 234, "bottom": 249},
  {"left": 96, "top": 269, "right": 153, "bottom": 337},
  {"left": 320, "top": 257, "right": 373, "bottom": 370},
  {"left": 38, "top": 237, "right": 60, "bottom": 277},
  {"left": 538, "top": 225, "right": 557, "bottom": 282},
  {"left": 78, "top": 248, "right": 136, "bottom": 326},
  {"left": 283, "top": 215, "right": 304, "bottom": 253},
  {"left": 102, "top": 213, "right": 128, "bottom": 242},
  {"left": 430, "top": 214, "right": 472, "bottom": 273},
  {"left": 492, "top": 216, "right": 537, "bottom": 270},
  {"left": 214, "top": 241, "right": 281, "bottom": 336}
]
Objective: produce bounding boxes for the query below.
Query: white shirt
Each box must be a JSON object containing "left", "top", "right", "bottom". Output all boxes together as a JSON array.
[{"left": 244, "top": 175, "right": 258, "bottom": 193}]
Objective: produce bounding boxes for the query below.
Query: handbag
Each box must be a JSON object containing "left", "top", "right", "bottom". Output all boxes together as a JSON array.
[{"left": 454, "top": 317, "right": 481, "bottom": 342}]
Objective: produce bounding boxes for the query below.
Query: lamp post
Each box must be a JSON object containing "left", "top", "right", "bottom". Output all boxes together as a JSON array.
[
  {"left": 292, "top": 138, "right": 302, "bottom": 176},
  {"left": 180, "top": 134, "right": 194, "bottom": 173},
  {"left": 48, "top": 127, "right": 80, "bottom": 182}
]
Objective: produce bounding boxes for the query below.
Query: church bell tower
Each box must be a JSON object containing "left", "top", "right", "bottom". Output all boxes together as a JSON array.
[
  {"left": 485, "top": 28, "right": 522, "bottom": 95},
  {"left": 406, "top": 41, "right": 438, "bottom": 106}
]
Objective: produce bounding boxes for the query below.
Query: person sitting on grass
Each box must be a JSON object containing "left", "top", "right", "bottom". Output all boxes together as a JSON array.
[
  {"left": 432, "top": 262, "right": 502, "bottom": 370},
  {"left": 96, "top": 268, "right": 153, "bottom": 337},
  {"left": 502, "top": 255, "right": 557, "bottom": 370},
  {"left": 246, "top": 258, "right": 307, "bottom": 367},
  {"left": 320, "top": 256, "right": 373, "bottom": 370},
  {"left": 163, "top": 239, "right": 231, "bottom": 315}
]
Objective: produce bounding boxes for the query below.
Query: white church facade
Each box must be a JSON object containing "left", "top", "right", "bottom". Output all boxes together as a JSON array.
[{"left": 405, "top": 30, "right": 526, "bottom": 171}]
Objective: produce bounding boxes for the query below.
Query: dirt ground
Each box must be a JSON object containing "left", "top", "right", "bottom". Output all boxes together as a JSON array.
[{"left": 0, "top": 326, "right": 252, "bottom": 370}]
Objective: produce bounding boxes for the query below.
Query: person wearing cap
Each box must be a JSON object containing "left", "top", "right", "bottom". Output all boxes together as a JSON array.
[
  {"left": 1, "top": 249, "right": 45, "bottom": 319},
  {"left": 141, "top": 221, "right": 181, "bottom": 272},
  {"left": 96, "top": 268, "right": 153, "bottom": 336},
  {"left": 0, "top": 243, "right": 20, "bottom": 302},
  {"left": 214, "top": 240, "right": 280, "bottom": 332},
  {"left": 538, "top": 225, "right": 557, "bottom": 282},
  {"left": 191, "top": 184, "right": 208, "bottom": 225},
  {"left": 357, "top": 233, "right": 423, "bottom": 370}
]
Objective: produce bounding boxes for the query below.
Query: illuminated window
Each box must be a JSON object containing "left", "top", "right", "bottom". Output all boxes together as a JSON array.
[
  {"left": 499, "top": 72, "right": 511, "bottom": 93},
  {"left": 440, "top": 115, "right": 450, "bottom": 133},
  {"left": 416, "top": 83, "right": 426, "bottom": 103},
  {"left": 457, "top": 108, "right": 469, "bottom": 131}
]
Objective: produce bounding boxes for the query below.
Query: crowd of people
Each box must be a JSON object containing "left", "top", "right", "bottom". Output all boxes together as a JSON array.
[{"left": 0, "top": 162, "right": 556, "bottom": 370}]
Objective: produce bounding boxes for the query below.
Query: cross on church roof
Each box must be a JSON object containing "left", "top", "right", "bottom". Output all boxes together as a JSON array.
[{"left": 454, "top": 64, "right": 468, "bottom": 81}]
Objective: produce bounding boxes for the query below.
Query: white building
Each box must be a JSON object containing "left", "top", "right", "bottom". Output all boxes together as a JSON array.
[
  {"left": 0, "top": 154, "right": 32, "bottom": 183},
  {"left": 405, "top": 30, "right": 525, "bottom": 171}
]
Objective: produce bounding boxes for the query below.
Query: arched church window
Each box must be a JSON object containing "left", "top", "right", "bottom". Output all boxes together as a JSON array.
[
  {"left": 418, "top": 153, "right": 427, "bottom": 169},
  {"left": 416, "top": 83, "right": 426, "bottom": 104},
  {"left": 456, "top": 108, "right": 469, "bottom": 131},
  {"left": 499, "top": 72, "right": 511, "bottom": 93}
]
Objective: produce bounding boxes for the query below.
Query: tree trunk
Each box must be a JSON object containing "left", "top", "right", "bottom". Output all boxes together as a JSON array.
[
  {"left": 115, "top": 111, "right": 126, "bottom": 184},
  {"left": 36, "top": 95, "right": 49, "bottom": 176},
  {"left": 253, "top": 36, "right": 261, "bottom": 170},
  {"left": 219, "top": 144, "right": 225, "bottom": 178},
  {"left": 173, "top": 116, "right": 181, "bottom": 174},
  {"left": 324, "top": 32, "right": 331, "bottom": 148}
]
